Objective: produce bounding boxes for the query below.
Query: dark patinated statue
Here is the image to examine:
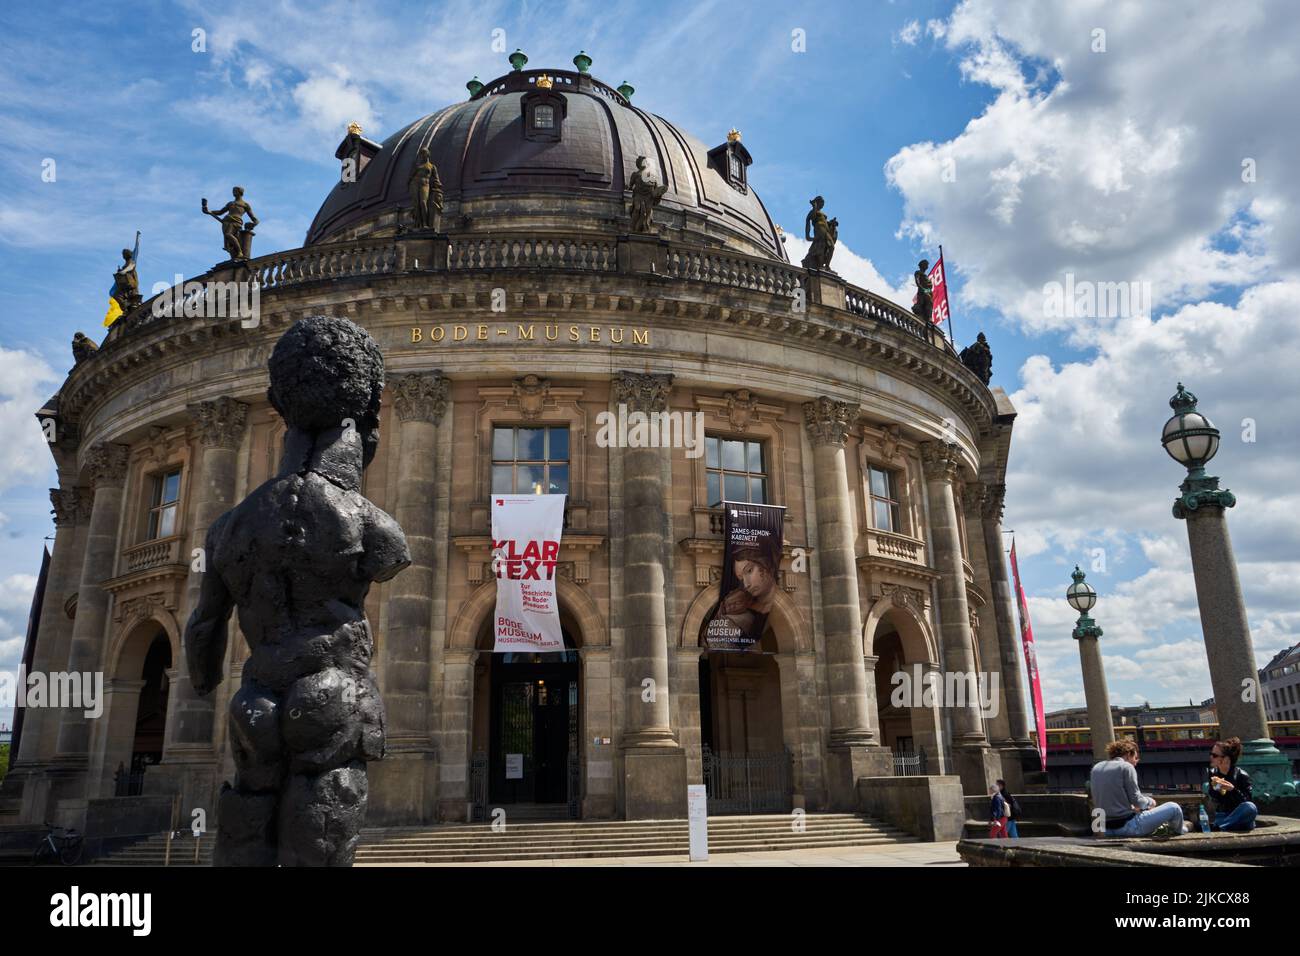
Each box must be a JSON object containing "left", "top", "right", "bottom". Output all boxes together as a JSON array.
[
  {"left": 72, "top": 332, "right": 98, "bottom": 364},
  {"left": 960, "top": 332, "right": 993, "bottom": 385},
  {"left": 185, "top": 315, "right": 411, "bottom": 866},
  {"left": 201, "top": 186, "right": 259, "bottom": 261},
  {"left": 628, "top": 155, "right": 667, "bottom": 233},
  {"left": 912, "top": 259, "right": 933, "bottom": 322},
  {"left": 801, "top": 196, "right": 836, "bottom": 271},
  {"left": 111, "top": 246, "right": 141, "bottom": 313},
  {"left": 407, "top": 146, "right": 443, "bottom": 232}
]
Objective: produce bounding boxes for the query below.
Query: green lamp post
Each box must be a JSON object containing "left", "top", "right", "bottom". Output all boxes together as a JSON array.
[
  {"left": 1067, "top": 567, "right": 1114, "bottom": 761},
  {"left": 509, "top": 49, "right": 528, "bottom": 71},
  {"left": 573, "top": 51, "right": 592, "bottom": 74},
  {"left": 617, "top": 80, "right": 635, "bottom": 101},
  {"left": 1161, "top": 383, "right": 1291, "bottom": 801},
  {"left": 466, "top": 76, "right": 483, "bottom": 97}
]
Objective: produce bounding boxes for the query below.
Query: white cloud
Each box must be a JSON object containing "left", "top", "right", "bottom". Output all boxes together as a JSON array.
[
  {"left": 0, "top": 349, "right": 59, "bottom": 494},
  {"left": 781, "top": 232, "right": 913, "bottom": 308},
  {"left": 895, "top": 20, "right": 921, "bottom": 46}
]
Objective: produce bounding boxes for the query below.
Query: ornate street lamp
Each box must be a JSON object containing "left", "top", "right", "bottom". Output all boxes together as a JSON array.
[
  {"left": 1162, "top": 383, "right": 1290, "bottom": 799},
  {"left": 1067, "top": 567, "right": 1112, "bottom": 760}
]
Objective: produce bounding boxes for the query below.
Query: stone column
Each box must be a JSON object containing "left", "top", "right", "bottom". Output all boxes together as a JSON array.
[
  {"left": 56, "top": 443, "right": 129, "bottom": 766},
  {"left": 613, "top": 371, "right": 686, "bottom": 819},
  {"left": 963, "top": 483, "right": 1011, "bottom": 747},
  {"left": 371, "top": 372, "right": 447, "bottom": 825},
  {"left": 1075, "top": 628, "right": 1115, "bottom": 763},
  {"left": 979, "top": 483, "right": 1033, "bottom": 743},
  {"left": 437, "top": 649, "right": 477, "bottom": 822},
  {"left": 1181, "top": 505, "right": 1291, "bottom": 795},
  {"left": 582, "top": 647, "right": 616, "bottom": 819},
  {"left": 919, "top": 440, "right": 998, "bottom": 795},
  {"left": 802, "top": 397, "right": 890, "bottom": 808}
]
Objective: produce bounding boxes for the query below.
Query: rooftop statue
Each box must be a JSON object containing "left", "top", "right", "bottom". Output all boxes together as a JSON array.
[
  {"left": 407, "top": 146, "right": 444, "bottom": 232},
  {"left": 184, "top": 315, "right": 411, "bottom": 866},
  {"left": 801, "top": 196, "right": 836, "bottom": 271},
  {"left": 628, "top": 155, "right": 667, "bottom": 234},
  {"left": 201, "top": 186, "right": 259, "bottom": 261},
  {"left": 960, "top": 332, "right": 993, "bottom": 385},
  {"left": 912, "top": 259, "right": 933, "bottom": 322},
  {"left": 111, "top": 245, "right": 141, "bottom": 313},
  {"left": 71, "top": 331, "right": 98, "bottom": 365}
]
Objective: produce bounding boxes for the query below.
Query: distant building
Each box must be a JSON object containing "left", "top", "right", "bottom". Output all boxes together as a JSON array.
[
  {"left": 1261, "top": 644, "right": 1300, "bottom": 722},
  {"left": 1044, "top": 701, "right": 1216, "bottom": 731}
]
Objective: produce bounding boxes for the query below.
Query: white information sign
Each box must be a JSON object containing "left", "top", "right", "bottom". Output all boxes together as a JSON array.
[{"left": 687, "top": 784, "right": 708, "bottom": 861}]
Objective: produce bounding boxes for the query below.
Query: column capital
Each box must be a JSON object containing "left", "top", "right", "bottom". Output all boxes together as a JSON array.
[
  {"left": 919, "top": 440, "right": 961, "bottom": 483},
  {"left": 50, "top": 487, "right": 91, "bottom": 527},
  {"left": 962, "top": 480, "right": 986, "bottom": 519},
  {"left": 802, "top": 396, "right": 856, "bottom": 447},
  {"left": 612, "top": 371, "right": 672, "bottom": 413},
  {"left": 186, "top": 397, "right": 249, "bottom": 449},
  {"left": 85, "top": 442, "right": 130, "bottom": 489},
  {"left": 391, "top": 371, "right": 450, "bottom": 424},
  {"left": 980, "top": 482, "right": 1006, "bottom": 522}
]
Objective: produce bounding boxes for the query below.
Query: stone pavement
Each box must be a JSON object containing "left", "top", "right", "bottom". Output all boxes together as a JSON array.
[{"left": 358, "top": 841, "right": 966, "bottom": 867}]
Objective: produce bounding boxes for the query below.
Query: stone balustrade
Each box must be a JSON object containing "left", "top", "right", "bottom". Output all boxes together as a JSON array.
[
  {"left": 865, "top": 528, "right": 926, "bottom": 565},
  {"left": 122, "top": 535, "right": 184, "bottom": 574}
]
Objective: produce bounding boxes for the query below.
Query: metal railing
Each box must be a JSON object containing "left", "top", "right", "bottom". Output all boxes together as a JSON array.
[
  {"left": 469, "top": 751, "right": 488, "bottom": 822},
  {"left": 702, "top": 745, "right": 793, "bottom": 814},
  {"left": 892, "top": 748, "right": 929, "bottom": 777}
]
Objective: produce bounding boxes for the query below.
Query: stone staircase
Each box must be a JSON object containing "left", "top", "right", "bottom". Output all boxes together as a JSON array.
[
  {"left": 356, "top": 813, "right": 916, "bottom": 865},
  {"left": 90, "top": 832, "right": 215, "bottom": 866}
]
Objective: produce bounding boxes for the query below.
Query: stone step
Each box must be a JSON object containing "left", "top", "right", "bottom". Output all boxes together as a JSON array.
[
  {"left": 358, "top": 837, "right": 914, "bottom": 864},
  {"left": 365, "top": 826, "right": 905, "bottom": 848}
]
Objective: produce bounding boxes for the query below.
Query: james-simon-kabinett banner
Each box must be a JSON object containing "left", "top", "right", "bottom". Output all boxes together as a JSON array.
[
  {"left": 491, "top": 494, "right": 567, "bottom": 652},
  {"left": 703, "top": 502, "right": 785, "bottom": 651}
]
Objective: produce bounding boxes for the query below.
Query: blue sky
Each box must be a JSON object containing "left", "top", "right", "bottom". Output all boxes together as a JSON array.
[{"left": 2, "top": 0, "right": 1298, "bottom": 729}]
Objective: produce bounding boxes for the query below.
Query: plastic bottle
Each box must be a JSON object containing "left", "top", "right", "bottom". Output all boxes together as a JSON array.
[{"left": 1198, "top": 805, "right": 1211, "bottom": 833}]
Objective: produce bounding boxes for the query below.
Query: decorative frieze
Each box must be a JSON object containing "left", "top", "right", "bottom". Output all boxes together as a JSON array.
[
  {"left": 512, "top": 375, "right": 551, "bottom": 421},
  {"left": 880, "top": 581, "right": 929, "bottom": 616},
  {"left": 187, "top": 397, "right": 249, "bottom": 449},
  {"left": 722, "top": 389, "right": 760, "bottom": 431},
  {"left": 391, "top": 371, "right": 449, "bottom": 424},
  {"left": 612, "top": 371, "right": 672, "bottom": 413},
  {"left": 802, "top": 396, "right": 856, "bottom": 447}
]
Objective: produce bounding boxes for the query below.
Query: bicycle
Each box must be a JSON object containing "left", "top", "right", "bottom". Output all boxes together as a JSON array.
[{"left": 32, "top": 822, "right": 84, "bottom": 866}]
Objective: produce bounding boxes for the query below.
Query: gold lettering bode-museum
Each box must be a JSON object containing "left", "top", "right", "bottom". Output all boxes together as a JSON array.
[
  {"left": 5, "top": 58, "right": 1029, "bottom": 840},
  {"left": 409, "top": 324, "right": 652, "bottom": 345}
]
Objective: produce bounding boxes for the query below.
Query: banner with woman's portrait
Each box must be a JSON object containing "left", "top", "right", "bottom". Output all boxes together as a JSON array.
[{"left": 702, "top": 502, "right": 785, "bottom": 650}]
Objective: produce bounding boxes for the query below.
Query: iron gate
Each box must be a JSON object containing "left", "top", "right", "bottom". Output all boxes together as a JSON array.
[{"left": 702, "top": 745, "right": 793, "bottom": 814}]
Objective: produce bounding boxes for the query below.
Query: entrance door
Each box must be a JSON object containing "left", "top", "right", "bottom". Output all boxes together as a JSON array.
[{"left": 488, "top": 651, "right": 579, "bottom": 805}]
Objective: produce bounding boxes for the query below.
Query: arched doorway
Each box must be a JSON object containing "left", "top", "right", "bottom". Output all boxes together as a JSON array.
[
  {"left": 868, "top": 606, "right": 944, "bottom": 774},
  {"left": 99, "top": 622, "right": 173, "bottom": 798}
]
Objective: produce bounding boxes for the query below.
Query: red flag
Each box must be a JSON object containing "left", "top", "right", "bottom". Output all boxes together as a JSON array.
[
  {"left": 928, "top": 254, "right": 950, "bottom": 327},
  {"left": 1010, "top": 539, "right": 1048, "bottom": 771}
]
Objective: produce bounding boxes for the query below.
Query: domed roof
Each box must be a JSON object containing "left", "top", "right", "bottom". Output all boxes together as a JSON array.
[{"left": 306, "top": 64, "right": 787, "bottom": 261}]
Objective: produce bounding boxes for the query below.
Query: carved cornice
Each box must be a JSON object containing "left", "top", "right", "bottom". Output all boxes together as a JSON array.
[
  {"left": 802, "top": 396, "right": 856, "bottom": 447},
  {"left": 919, "top": 440, "right": 960, "bottom": 483},
  {"left": 612, "top": 371, "right": 672, "bottom": 413},
  {"left": 512, "top": 374, "right": 551, "bottom": 422},
  {"left": 980, "top": 482, "right": 1006, "bottom": 522},
  {"left": 187, "top": 397, "right": 249, "bottom": 449},
  {"left": 391, "top": 371, "right": 449, "bottom": 424},
  {"left": 85, "top": 442, "right": 130, "bottom": 489}
]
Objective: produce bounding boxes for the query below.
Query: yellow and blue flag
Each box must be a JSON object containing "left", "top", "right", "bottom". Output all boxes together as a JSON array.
[{"left": 103, "top": 232, "right": 141, "bottom": 327}]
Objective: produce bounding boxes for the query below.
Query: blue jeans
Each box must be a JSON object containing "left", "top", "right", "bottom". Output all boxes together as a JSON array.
[
  {"left": 1214, "top": 802, "right": 1258, "bottom": 832},
  {"left": 1107, "top": 801, "right": 1185, "bottom": 837},
  {"left": 1006, "top": 820, "right": 1020, "bottom": 838}
]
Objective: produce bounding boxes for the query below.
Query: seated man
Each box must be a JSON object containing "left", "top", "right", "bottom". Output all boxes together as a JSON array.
[
  {"left": 1090, "top": 738, "right": 1187, "bottom": 838},
  {"left": 1208, "top": 737, "right": 1258, "bottom": 832}
]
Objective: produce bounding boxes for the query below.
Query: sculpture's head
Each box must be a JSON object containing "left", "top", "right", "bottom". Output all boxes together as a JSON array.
[
  {"left": 232, "top": 186, "right": 244, "bottom": 198},
  {"left": 267, "top": 315, "right": 385, "bottom": 467},
  {"left": 918, "top": 259, "right": 929, "bottom": 271},
  {"left": 416, "top": 147, "right": 430, "bottom": 161},
  {"left": 810, "top": 195, "right": 824, "bottom": 209},
  {"left": 121, "top": 248, "right": 132, "bottom": 261},
  {"left": 977, "top": 332, "right": 987, "bottom": 343},
  {"left": 635, "top": 155, "right": 648, "bottom": 169}
]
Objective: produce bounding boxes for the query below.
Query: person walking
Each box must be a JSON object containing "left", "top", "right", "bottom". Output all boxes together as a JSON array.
[
  {"left": 1090, "top": 739, "right": 1188, "bottom": 838},
  {"left": 997, "top": 779, "right": 1021, "bottom": 838},
  {"left": 988, "top": 785, "right": 1008, "bottom": 838},
  {"left": 1207, "top": 737, "right": 1258, "bottom": 832}
]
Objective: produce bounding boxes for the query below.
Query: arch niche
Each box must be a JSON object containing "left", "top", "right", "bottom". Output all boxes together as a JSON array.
[{"left": 863, "top": 591, "right": 944, "bottom": 769}]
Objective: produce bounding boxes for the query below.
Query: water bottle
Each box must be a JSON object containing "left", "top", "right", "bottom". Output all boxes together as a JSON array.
[{"left": 1198, "top": 805, "right": 1210, "bottom": 833}]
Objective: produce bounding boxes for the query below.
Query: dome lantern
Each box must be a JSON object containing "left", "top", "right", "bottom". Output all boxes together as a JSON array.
[{"left": 509, "top": 49, "right": 528, "bottom": 71}]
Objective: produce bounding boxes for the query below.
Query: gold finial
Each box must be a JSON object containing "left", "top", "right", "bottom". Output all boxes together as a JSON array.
[
  {"left": 536, "top": 74, "right": 554, "bottom": 90},
  {"left": 727, "top": 128, "right": 742, "bottom": 142},
  {"left": 347, "top": 121, "right": 363, "bottom": 136}
]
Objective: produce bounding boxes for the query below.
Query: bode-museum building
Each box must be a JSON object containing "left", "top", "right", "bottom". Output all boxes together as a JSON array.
[{"left": 4, "top": 57, "right": 1034, "bottom": 831}]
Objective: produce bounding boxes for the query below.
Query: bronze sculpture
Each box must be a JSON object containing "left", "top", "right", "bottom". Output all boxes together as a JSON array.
[
  {"left": 111, "top": 246, "right": 141, "bottom": 313},
  {"left": 201, "top": 186, "right": 259, "bottom": 261},
  {"left": 801, "top": 196, "right": 836, "bottom": 271},
  {"left": 407, "top": 147, "right": 443, "bottom": 232},
  {"left": 912, "top": 259, "right": 933, "bottom": 322},
  {"left": 960, "top": 332, "right": 993, "bottom": 385},
  {"left": 627, "top": 155, "right": 667, "bottom": 234},
  {"left": 185, "top": 315, "right": 411, "bottom": 866},
  {"left": 71, "top": 332, "right": 98, "bottom": 364}
]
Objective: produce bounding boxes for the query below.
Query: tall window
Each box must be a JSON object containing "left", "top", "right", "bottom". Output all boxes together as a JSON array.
[
  {"left": 868, "top": 465, "right": 902, "bottom": 533},
  {"left": 705, "top": 436, "right": 766, "bottom": 506},
  {"left": 148, "top": 468, "right": 181, "bottom": 539},
  {"left": 533, "top": 104, "right": 555, "bottom": 129},
  {"left": 492, "top": 426, "right": 568, "bottom": 494}
]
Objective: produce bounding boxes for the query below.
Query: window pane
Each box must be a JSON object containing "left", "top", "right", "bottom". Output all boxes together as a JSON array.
[
  {"left": 163, "top": 471, "right": 181, "bottom": 503},
  {"left": 159, "top": 504, "right": 176, "bottom": 538},
  {"left": 870, "top": 467, "right": 890, "bottom": 499},
  {"left": 750, "top": 476, "right": 766, "bottom": 504},
  {"left": 890, "top": 503, "right": 902, "bottom": 533},
  {"left": 151, "top": 476, "right": 164, "bottom": 508},
  {"left": 148, "top": 510, "right": 159, "bottom": 539},
  {"left": 707, "top": 473, "right": 720, "bottom": 507},
  {"left": 492, "top": 465, "right": 514, "bottom": 493},
  {"left": 534, "top": 105, "right": 554, "bottom": 129},
  {"left": 705, "top": 436, "right": 719, "bottom": 468},
  {"left": 493, "top": 428, "right": 514, "bottom": 460},
  {"left": 547, "top": 427, "right": 569, "bottom": 462},
  {"left": 517, "top": 464, "right": 545, "bottom": 495},
  {"left": 724, "top": 473, "right": 747, "bottom": 503},
  {"left": 722, "top": 440, "right": 745, "bottom": 470},
  {"left": 517, "top": 428, "right": 545, "bottom": 460},
  {"left": 547, "top": 464, "right": 569, "bottom": 494},
  {"left": 747, "top": 442, "right": 763, "bottom": 473},
  {"left": 874, "top": 500, "right": 895, "bottom": 532}
]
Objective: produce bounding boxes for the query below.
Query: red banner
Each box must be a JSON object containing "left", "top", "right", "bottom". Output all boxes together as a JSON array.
[
  {"left": 1010, "top": 539, "right": 1047, "bottom": 771},
  {"left": 929, "top": 254, "right": 950, "bottom": 327}
]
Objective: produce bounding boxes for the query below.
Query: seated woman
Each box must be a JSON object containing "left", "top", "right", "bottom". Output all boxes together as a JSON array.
[
  {"left": 1090, "top": 738, "right": 1188, "bottom": 837},
  {"left": 1208, "top": 737, "right": 1258, "bottom": 832}
]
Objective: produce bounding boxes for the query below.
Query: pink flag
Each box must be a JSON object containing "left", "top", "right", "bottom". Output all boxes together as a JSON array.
[
  {"left": 1010, "top": 539, "right": 1047, "bottom": 771},
  {"left": 928, "top": 254, "right": 950, "bottom": 327}
]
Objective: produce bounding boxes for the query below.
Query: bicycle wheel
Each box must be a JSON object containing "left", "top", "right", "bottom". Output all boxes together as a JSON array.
[{"left": 59, "top": 840, "right": 83, "bottom": 866}]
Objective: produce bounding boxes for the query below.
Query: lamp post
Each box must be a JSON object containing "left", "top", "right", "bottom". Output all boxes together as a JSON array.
[
  {"left": 1161, "top": 383, "right": 1291, "bottom": 799},
  {"left": 1067, "top": 567, "right": 1114, "bottom": 761}
]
